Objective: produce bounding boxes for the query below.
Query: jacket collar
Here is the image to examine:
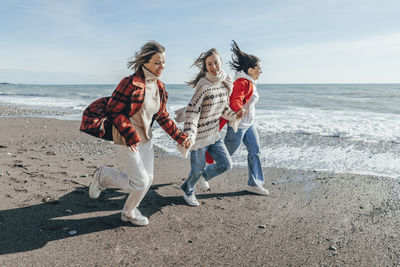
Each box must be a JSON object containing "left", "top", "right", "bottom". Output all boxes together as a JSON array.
[
  {"left": 132, "top": 67, "right": 165, "bottom": 90},
  {"left": 132, "top": 67, "right": 146, "bottom": 88},
  {"left": 234, "top": 70, "right": 257, "bottom": 84}
]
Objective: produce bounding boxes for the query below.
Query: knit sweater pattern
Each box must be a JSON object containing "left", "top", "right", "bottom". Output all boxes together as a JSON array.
[{"left": 184, "top": 74, "right": 238, "bottom": 151}]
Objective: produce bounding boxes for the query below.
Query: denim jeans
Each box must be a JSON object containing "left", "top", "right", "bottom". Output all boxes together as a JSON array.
[
  {"left": 224, "top": 125, "right": 264, "bottom": 186},
  {"left": 181, "top": 138, "right": 233, "bottom": 196}
]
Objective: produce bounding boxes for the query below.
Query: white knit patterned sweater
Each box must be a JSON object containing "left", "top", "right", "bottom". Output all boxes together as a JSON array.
[{"left": 183, "top": 71, "right": 239, "bottom": 151}]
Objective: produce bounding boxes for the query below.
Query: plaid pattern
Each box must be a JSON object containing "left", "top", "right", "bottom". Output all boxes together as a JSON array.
[
  {"left": 80, "top": 96, "right": 113, "bottom": 141},
  {"left": 107, "top": 68, "right": 187, "bottom": 145},
  {"left": 81, "top": 68, "right": 187, "bottom": 146}
]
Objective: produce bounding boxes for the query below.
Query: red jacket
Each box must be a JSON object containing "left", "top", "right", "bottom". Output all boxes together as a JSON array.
[
  {"left": 80, "top": 68, "right": 187, "bottom": 146},
  {"left": 206, "top": 78, "right": 254, "bottom": 164},
  {"left": 219, "top": 78, "right": 254, "bottom": 129}
]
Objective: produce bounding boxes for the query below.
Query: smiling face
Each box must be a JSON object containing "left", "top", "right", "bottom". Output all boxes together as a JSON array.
[
  {"left": 205, "top": 54, "right": 222, "bottom": 76},
  {"left": 143, "top": 52, "right": 166, "bottom": 77},
  {"left": 247, "top": 63, "right": 262, "bottom": 80}
]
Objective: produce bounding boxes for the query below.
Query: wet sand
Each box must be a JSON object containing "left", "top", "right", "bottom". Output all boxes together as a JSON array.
[{"left": 1, "top": 116, "right": 400, "bottom": 266}]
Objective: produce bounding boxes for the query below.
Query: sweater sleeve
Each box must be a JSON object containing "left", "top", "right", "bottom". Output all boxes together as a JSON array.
[
  {"left": 221, "top": 105, "right": 237, "bottom": 121},
  {"left": 184, "top": 84, "right": 207, "bottom": 143},
  {"left": 106, "top": 77, "right": 141, "bottom": 146},
  {"left": 221, "top": 103, "right": 241, "bottom": 132},
  {"left": 230, "top": 78, "right": 249, "bottom": 111}
]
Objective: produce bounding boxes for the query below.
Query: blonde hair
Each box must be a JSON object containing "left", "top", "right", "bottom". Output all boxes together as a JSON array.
[
  {"left": 127, "top": 41, "right": 165, "bottom": 71},
  {"left": 187, "top": 48, "right": 222, "bottom": 88}
]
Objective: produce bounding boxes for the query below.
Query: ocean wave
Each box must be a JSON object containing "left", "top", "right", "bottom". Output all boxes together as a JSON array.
[
  {"left": 151, "top": 127, "right": 400, "bottom": 179},
  {"left": 256, "top": 107, "right": 400, "bottom": 143}
]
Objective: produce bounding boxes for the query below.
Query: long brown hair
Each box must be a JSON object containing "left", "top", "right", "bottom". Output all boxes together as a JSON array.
[
  {"left": 187, "top": 48, "right": 222, "bottom": 88},
  {"left": 127, "top": 41, "right": 165, "bottom": 71},
  {"left": 229, "top": 40, "right": 259, "bottom": 74}
]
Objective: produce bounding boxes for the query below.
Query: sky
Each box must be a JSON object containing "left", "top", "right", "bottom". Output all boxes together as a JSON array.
[{"left": 1, "top": 0, "right": 400, "bottom": 84}]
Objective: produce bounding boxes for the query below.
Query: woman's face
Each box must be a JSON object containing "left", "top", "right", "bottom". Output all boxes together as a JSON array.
[
  {"left": 205, "top": 54, "right": 221, "bottom": 76},
  {"left": 144, "top": 52, "right": 166, "bottom": 77},
  {"left": 248, "top": 63, "right": 262, "bottom": 80}
]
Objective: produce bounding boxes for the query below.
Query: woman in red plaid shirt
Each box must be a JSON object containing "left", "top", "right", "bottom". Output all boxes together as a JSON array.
[{"left": 87, "top": 41, "right": 190, "bottom": 226}]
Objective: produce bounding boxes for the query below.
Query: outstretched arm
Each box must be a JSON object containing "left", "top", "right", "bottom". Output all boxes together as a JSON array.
[
  {"left": 156, "top": 100, "right": 188, "bottom": 145},
  {"left": 183, "top": 85, "right": 207, "bottom": 144}
]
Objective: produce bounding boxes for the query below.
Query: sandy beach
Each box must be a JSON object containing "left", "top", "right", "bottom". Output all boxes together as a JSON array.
[{"left": 1, "top": 114, "right": 400, "bottom": 266}]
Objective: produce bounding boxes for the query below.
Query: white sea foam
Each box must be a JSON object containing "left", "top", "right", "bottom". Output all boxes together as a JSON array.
[
  {"left": 0, "top": 95, "right": 88, "bottom": 111},
  {"left": 256, "top": 144, "right": 400, "bottom": 179},
  {"left": 256, "top": 107, "right": 400, "bottom": 143},
  {"left": 2, "top": 83, "right": 399, "bottom": 179},
  {"left": 153, "top": 129, "right": 400, "bottom": 179},
  {"left": 152, "top": 106, "right": 400, "bottom": 179}
]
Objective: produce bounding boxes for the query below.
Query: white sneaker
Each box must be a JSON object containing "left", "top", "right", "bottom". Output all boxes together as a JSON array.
[
  {"left": 89, "top": 167, "right": 104, "bottom": 199},
  {"left": 199, "top": 177, "right": 210, "bottom": 191},
  {"left": 121, "top": 208, "right": 149, "bottom": 226},
  {"left": 183, "top": 193, "right": 200, "bottom": 206},
  {"left": 246, "top": 185, "right": 269, "bottom": 196}
]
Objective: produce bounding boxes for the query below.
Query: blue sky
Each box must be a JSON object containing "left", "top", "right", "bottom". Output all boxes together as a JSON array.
[{"left": 1, "top": 0, "right": 400, "bottom": 84}]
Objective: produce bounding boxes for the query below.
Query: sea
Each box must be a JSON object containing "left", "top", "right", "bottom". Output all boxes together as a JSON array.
[{"left": 1, "top": 83, "right": 399, "bottom": 179}]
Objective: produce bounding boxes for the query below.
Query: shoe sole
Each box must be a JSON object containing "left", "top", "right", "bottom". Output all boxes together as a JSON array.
[
  {"left": 121, "top": 215, "right": 149, "bottom": 226},
  {"left": 183, "top": 195, "right": 200, "bottom": 206},
  {"left": 199, "top": 178, "right": 210, "bottom": 191},
  {"left": 246, "top": 187, "right": 269, "bottom": 196},
  {"left": 199, "top": 184, "right": 210, "bottom": 191}
]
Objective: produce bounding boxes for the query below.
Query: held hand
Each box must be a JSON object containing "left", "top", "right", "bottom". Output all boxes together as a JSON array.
[
  {"left": 129, "top": 143, "right": 138, "bottom": 152},
  {"left": 236, "top": 108, "right": 248, "bottom": 119},
  {"left": 182, "top": 138, "right": 191, "bottom": 149}
]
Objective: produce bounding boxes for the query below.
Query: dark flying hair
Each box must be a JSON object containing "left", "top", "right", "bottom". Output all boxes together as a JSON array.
[{"left": 229, "top": 40, "right": 260, "bottom": 74}]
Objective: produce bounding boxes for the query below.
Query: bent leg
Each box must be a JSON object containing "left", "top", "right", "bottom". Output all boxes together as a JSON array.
[
  {"left": 123, "top": 140, "right": 154, "bottom": 216},
  {"left": 111, "top": 143, "right": 152, "bottom": 218},
  {"left": 181, "top": 147, "right": 206, "bottom": 196},
  {"left": 224, "top": 126, "right": 245, "bottom": 156},
  {"left": 203, "top": 139, "right": 233, "bottom": 181}
]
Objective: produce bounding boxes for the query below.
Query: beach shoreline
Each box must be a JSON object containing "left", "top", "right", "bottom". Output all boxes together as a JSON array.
[{"left": 1, "top": 116, "right": 400, "bottom": 266}]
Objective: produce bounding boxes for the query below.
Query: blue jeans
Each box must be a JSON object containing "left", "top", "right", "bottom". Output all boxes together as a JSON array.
[
  {"left": 181, "top": 138, "right": 233, "bottom": 196},
  {"left": 224, "top": 125, "right": 264, "bottom": 186}
]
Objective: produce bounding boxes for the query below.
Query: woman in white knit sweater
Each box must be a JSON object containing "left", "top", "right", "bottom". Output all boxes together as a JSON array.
[{"left": 179, "top": 48, "right": 246, "bottom": 206}]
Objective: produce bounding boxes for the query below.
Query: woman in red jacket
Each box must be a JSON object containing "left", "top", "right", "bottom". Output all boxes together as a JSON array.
[
  {"left": 87, "top": 41, "right": 190, "bottom": 226},
  {"left": 223, "top": 41, "right": 269, "bottom": 195}
]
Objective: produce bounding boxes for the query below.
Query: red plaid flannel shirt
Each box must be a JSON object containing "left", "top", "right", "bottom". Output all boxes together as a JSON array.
[{"left": 106, "top": 68, "right": 187, "bottom": 146}]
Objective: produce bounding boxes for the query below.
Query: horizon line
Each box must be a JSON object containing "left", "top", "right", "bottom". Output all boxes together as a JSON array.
[{"left": 2, "top": 82, "right": 400, "bottom": 86}]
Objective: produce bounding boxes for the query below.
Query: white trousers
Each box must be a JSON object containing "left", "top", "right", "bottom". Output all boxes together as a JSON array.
[{"left": 98, "top": 140, "right": 154, "bottom": 218}]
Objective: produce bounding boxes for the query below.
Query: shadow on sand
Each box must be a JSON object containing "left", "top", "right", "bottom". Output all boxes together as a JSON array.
[{"left": 0, "top": 183, "right": 248, "bottom": 255}]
